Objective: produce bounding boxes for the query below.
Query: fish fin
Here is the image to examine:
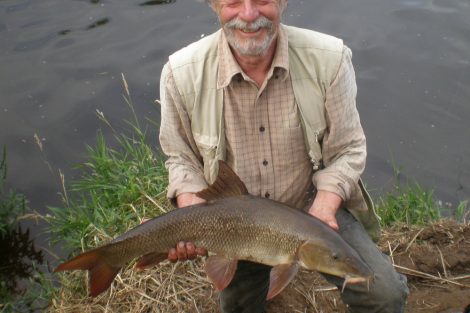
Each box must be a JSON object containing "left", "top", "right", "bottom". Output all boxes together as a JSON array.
[
  {"left": 196, "top": 160, "right": 248, "bottom": 201},
  {"left": 204, "top": 255, "right": 238, "bottom": 291},
  {"left": 135, "top": 252, "right": 167, "bottom": 270},
  {"left": 267, "top": 263, "right": 299, "bottom": 300},
  {"left": 89, "top": 260, "right": 121, "bottom": 297},
  {"left": 54, "top": 249, "right": 120, "bottom": 297}
]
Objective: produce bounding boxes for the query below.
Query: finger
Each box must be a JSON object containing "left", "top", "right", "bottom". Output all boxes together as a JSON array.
[
  {"left": 176, "top": 241, "right": 187, "bottom": 260},
  {"left": 168, "top": 248, "right": 178, "bottom": 263},
  {"left": 186, "top": 242, "right": 196, "bottom": 259},
  {"left": 195, "top": 247, "right": 208, "bottom": 257},
  {"left": 139, "top": 217, "right": 150, "bottom": 225},
  {"left": 327, "top": 219, "right": 339, "bottom": 231}
]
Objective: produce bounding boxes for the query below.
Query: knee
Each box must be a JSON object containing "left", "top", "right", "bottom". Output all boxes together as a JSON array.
[{"left": 367, "top": 272, "right": 409, "bottom": 310}]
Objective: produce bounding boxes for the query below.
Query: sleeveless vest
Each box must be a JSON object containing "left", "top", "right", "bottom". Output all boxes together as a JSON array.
[{"left": 167, "top": 24, "right": 381, "bottom": 241}]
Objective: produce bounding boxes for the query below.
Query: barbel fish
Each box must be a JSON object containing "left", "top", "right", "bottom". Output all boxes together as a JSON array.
[{"left": 55, "top": 161, "right": 372, "bottom": 299}]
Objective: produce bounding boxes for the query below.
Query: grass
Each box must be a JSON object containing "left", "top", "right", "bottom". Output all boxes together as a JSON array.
[
  {"left": 0, "top": 147, "right": 54, "bottom": 313},
  {"left": 375, "top": 173, "right": 468, "bottom": 227},
  {"left": 47, "top": 77, "right": 170, "bottom": 252},
  {"left": 47, "top": 128, "right": 169, "bottom": 251},
  {"left": 45, "top": 77, "right": 469, "bottom": 312},
  {"left": 0, "top": 146, "right": 27, "bottom": 236}
]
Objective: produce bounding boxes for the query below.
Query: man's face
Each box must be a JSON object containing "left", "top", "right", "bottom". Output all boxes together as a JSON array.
[{"left": 212, "top": 0, "right": 286, "bottom": 56}]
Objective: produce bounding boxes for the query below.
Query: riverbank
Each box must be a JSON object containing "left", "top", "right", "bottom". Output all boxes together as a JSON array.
[
  {"left": 47, "top": 219, "right": 470, "bottom": 313},
  {"left": 2, "top": 85, "right": 469, "bottom": 312},
  {"left": 43, "top": 98, "right": 469, "bottom": 312}
]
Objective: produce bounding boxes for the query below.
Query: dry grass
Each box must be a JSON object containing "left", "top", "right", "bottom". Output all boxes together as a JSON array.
[
  {"left": 50, "top": 260, "right": 217, "bottom": 313},
  {"left": 48, "top": 220, "right": 470, "bottom": 313}
]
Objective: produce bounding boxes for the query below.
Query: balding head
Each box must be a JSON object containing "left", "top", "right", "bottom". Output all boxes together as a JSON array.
[{"left": 206, "top": 0, "right": 288, "bottom": 13}]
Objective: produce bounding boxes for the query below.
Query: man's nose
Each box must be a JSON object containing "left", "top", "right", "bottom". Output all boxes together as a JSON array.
[{"left": 239, "top": 0, "right": 260, "bottom": 23}]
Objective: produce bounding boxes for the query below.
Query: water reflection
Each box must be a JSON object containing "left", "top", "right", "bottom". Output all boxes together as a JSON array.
[
  {"left": 71, "top": 0, "right": 177, "bottom": 4},
  {"left": 86, "top": 17, "right": 110, "bottom": 30},
  {"left": 140, "top": 0, "right": 176, "bottom": 5},
  {"left": 58, "top": 17, "right": 110, "bottom": 35}
]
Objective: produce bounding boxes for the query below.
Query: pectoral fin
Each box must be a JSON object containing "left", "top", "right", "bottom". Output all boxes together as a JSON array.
[
  {"left": 204, "top": 256, "right": 238, "bottom": 291},
  {"left": 267, "top": 263, "right": 299, "bottom": 300},
  {"left": 134, "top": 252, "right": 167, "bottom": 270}
]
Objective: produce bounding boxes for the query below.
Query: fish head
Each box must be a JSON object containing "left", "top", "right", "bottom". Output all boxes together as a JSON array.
[{"left": 298, "top": 238, "right": 373, "bottom": 283}]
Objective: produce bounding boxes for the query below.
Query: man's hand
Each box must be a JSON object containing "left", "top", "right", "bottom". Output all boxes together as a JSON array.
[
  {"left": 176, "top": 192, "right": 206, "bottom": 208},
  {"left": 308, "top": 190, "right": 343, "bottom": 231},
  {"left": 168, "top": 193, "right": 208, "bottom": 262},
  {"left": 168, "top": 241, "right": 208, "bottom": 262}
]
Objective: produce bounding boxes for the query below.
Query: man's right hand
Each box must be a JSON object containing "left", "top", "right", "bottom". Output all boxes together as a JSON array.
[
  {"left": 168, "top": 193, "right": 208, "bottom": 262},
  {"left": 168, "top": 241, "right": 208, "bottom": 262}
]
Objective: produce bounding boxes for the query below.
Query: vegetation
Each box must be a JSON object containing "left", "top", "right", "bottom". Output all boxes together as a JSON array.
[
  {"left": 375, "top": 173, "right": 468, "bottom": 227},
  {"left": 0, "top": 147, "right": 54, "bottom": 313},
  {"left": 0, "top": 147, "right": 27, "bottom": 236},
  {"left": 17, "top": 77, "right": 469, "bottom": 312},
  {"left": 47, "top": 76, "right": 170, "bottom": 253}
]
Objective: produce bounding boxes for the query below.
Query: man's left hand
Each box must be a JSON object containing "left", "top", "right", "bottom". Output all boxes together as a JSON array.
[{"left": 308, "top": 190, "right": 343, "bottom": 231}]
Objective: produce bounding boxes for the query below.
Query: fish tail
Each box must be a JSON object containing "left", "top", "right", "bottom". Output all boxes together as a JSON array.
[{"left": 54, "top": 249, "right": 120, "bottom": 297}]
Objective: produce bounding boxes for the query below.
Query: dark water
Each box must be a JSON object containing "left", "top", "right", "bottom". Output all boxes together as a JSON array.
[{"left": 0, "top": 0, "right": 469, "bottom": 271}]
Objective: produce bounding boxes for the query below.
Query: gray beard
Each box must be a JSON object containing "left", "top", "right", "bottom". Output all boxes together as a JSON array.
[{"left": 223, "top": 16, "right": 276, "bottom": 56}]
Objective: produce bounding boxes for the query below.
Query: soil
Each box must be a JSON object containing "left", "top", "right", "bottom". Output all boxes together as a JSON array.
[{"left": 267, "top": 220, "right": 470, "bottom": 313}]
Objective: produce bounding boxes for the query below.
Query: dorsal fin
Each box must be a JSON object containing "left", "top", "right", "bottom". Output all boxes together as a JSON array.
[{"left": 196, "top": 160, "right": 248, "bottom": 201}]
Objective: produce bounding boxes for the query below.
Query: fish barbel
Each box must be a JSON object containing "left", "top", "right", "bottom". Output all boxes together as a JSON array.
[{"left": 55, "top": 161, "right": 372, "bottom": 299}]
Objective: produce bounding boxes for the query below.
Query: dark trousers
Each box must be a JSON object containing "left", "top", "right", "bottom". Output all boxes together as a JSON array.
[{"left": 219, "top": 208, "right": 409, "bottom": 313}]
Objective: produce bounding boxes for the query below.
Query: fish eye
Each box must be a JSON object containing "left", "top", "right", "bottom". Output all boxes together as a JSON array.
[{"left": 332, "top": 253, "right": 339, "bottom": 260}]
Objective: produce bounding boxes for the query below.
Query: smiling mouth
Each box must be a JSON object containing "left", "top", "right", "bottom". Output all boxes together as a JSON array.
[
  {"left": 238, "top": 27, "right": 266, "bottom": 35},
  {"left": 238, "top": 27, "right": 261, "bottom": 33}
]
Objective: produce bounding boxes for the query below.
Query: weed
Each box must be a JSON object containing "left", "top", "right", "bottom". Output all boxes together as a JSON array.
[{"left": 376, "top": 179, "right": 468, "bottom": 227}]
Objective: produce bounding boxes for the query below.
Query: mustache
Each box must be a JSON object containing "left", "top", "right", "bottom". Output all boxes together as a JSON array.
[{"left": 224, "top": 16, "right": 273, "bottom": 32}]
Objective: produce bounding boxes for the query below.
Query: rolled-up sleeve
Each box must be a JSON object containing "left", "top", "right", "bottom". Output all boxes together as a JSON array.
[
  {"left": 159, "top": 62, "right": 208, "bottom": 199},
  {"left": 312, "top": 47, "right": 367, "bottom": 203}
]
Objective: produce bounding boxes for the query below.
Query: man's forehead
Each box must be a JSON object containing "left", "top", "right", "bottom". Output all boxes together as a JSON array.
[{"left": 207, "top": 0, "right": 286, "bottom": 5}]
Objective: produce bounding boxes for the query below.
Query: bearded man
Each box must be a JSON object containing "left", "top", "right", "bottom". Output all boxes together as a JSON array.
[{"left": 158, "top": 1, "right": 409, "bottom": 312}]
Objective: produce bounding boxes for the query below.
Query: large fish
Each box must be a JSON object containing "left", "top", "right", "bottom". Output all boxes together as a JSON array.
[{"left": 55, "top": 161, "right": 372, "bottom": 299}]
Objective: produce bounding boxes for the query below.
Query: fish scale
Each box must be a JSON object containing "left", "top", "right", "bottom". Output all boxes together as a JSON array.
[{"left": 104, "top": 195, "right": 303, "bottom": 268}]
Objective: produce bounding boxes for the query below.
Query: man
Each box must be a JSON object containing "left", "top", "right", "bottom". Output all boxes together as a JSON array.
[{"left": 159, "top": 0, "right": 409, "bottom": 312}]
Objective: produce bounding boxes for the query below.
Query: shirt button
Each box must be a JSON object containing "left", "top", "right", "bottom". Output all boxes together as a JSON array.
[
  {"left": 262, "top": 160, "right": 268, "bottom": 166},
  {"left": 259, "top": 126, "right": 265, "bottom": 132},
  {"left": 265, "top": 192, "right": 270, "bottom": 198}
]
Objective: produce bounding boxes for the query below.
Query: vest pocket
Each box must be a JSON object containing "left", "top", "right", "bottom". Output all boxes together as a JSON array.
[{"left": 193, "top": 133, "right": 219, "bottom": 184}]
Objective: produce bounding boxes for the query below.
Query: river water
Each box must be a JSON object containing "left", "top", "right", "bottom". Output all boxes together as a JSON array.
[{"left": 0, "top": 0, "right": 469, "bottom": 262}]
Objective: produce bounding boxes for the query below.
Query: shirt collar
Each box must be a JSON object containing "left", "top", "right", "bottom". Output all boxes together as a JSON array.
[{"left": 217, "top": 24, "right": 290, "bottom": 89}]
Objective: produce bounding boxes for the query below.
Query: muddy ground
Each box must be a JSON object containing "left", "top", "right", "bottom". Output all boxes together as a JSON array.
[{"left": 268, "top": 220, "right": 470, "bottom": 313}]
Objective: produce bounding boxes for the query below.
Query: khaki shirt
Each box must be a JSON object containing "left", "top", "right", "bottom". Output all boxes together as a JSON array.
[{"left": 159, "top": 26, "right": 366, "bottom": 210}]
